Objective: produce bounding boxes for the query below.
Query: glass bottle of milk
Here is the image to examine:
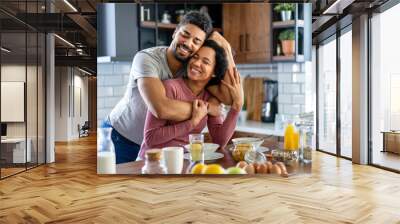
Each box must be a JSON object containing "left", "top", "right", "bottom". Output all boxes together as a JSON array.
[{"left": 97, "top": 127, "right": 116, "bottom": 174}]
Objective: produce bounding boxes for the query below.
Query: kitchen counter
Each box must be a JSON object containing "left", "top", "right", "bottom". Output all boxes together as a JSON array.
[
  {"left": 235, "top": 120, "right": 284, "bottom": 137},
  {"left": 203, "top": 120, "right": 284, "bottom": 137}
]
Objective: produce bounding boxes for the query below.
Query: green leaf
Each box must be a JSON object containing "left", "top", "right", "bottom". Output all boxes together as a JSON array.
[
  {"left": 274, "top": 3, "right": 295, "bottom": 12},
  {"left": 278, "top": 29, "right": 295, "bottom": 41}
]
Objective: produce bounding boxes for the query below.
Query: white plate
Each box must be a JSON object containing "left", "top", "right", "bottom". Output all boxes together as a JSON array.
[
  {"left": 257, "top": 146, "right": 270, "bottom": 153},
  {"left": 184, "top": 152, "right": 224, "bottom": 161},
  {"left": 183, "top": 143, "right": 220, "bottom": 154}
]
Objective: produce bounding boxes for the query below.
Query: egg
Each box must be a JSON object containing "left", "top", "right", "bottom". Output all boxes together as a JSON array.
[
  {"left": 256, "top": 163, "right": 267, "bottom": 174},
  {"left": 271, "top": 164, "right": 282, "bottom": 175},
  {"left": 277, "top": 162, "right": 288, "bottom": 177},
  {"left": 253, "top": 163, "right": 260, "bottom": 171},
  {"left": 266, "top": 161, "right": 273, "bottom": 174},
  {"left": 244, "top": 164, "right": 255, "bottom": 174},
  {"left": 236, "top": 161, "right": 248, "bottom": 169}
]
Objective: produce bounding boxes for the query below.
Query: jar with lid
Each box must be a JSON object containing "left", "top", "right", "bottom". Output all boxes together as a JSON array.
[
  {"left": 141, "top": 149, "right": 167, "bottom": 174},
  {"left": 232, "top": 143, "right": 256, "bottom": 162},
  {"left": 300, "top": 126, "right": 313, "bottom": 163}
]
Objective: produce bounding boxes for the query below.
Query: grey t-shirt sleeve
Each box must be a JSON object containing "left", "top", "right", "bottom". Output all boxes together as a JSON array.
[{"left": 130, "top": 52, "right": 160, "bottom": 82}]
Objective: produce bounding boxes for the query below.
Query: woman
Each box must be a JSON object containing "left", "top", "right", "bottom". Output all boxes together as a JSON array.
[{"left": 139, "top": 40, "right": 243, "bottom": 159}]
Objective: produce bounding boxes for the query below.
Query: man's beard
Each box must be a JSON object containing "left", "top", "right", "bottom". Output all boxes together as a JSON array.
[{"left": 173, "top": 43, "right": 192, "bottom": 63}]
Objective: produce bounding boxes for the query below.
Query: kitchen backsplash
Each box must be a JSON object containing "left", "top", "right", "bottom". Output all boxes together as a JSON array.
[
  {"left": 97, "top": 61, "right": 314, "bottom": 127},
  {"left": 97, "top": 61, "right": 131, "bottom": 127},
  {"left": 237, "top": 62, "right": 313, "bottom": 121}
]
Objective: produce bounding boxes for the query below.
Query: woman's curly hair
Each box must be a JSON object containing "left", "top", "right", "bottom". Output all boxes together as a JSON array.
[{"left": 184, "top": 39, "right": 227, "bottom": 86}]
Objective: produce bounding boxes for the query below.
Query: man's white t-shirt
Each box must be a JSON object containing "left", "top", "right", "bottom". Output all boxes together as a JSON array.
[{"left": 109, "top": 46, "right": 176, "bottom": 144}]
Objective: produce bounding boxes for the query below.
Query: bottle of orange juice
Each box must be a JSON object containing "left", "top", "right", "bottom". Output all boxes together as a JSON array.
[{"left": 283, "top": 121, "right": 299, "bottom": 151}]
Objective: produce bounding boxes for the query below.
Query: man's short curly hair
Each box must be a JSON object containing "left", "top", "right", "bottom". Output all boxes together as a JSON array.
[{"left": 178, "top": 11, "right": 213, "bottom": 38}]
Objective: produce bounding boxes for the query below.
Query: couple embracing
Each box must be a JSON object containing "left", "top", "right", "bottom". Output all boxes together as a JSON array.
[{"left": 106, "top": 11, "right": 243, "bottom": 163}]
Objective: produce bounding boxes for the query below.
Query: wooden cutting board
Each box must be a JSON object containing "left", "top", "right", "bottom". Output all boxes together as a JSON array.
[{"left": 243, "top": 77, "right": 264, "bottom": 121}]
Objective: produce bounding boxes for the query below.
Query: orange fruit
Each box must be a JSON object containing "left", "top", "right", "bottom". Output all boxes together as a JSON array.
[
  {"left": 191, "top": 163, "right": 207, "bottom": 174},
  {"left": 202, "top": 164, "right": 225, "bottom": 174}
]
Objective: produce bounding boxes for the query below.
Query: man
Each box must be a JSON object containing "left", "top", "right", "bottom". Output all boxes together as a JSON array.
[{"left": 106, "top": 11, "right": 236, "bottom": 163}]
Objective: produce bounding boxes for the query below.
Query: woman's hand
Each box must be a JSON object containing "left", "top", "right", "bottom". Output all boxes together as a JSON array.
[
  {"left": 221, "top": 68, "right": 243, "bottom": 111},
  {"left": 190, "top": 99, "right": 208, "bottom": 126}
]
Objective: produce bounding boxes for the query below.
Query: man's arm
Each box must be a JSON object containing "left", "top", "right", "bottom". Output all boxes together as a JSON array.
[
  {"left": 138, "top": 77, "right": 192, "bottom": 121},
  {"left": 207, "top": 31, "right": 237, "bottom": 105}
]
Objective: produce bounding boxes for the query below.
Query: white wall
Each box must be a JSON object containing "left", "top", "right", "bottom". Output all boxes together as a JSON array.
[
  {"left": 1, "top": 64, "right": 46, "bottom": 163},
  {"left": 1, "top": 65, "right": 34, "bottom": 137},
  {"left": 55, "top": 67, "right": 89, "bottom": 141}
]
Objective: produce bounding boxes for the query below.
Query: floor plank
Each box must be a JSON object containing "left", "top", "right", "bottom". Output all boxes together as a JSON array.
[{"left": 0, "top": 135, "right": 399, "bottom": 223}]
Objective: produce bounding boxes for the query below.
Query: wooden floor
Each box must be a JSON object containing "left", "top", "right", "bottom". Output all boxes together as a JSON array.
[{"left": 1, "top": 135, "right": 400, "bottom": 223}]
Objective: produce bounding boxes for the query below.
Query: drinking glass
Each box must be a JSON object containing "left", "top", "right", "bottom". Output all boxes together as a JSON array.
[{"left": 189, "top": 134, "right": 204, "bottom": 163}]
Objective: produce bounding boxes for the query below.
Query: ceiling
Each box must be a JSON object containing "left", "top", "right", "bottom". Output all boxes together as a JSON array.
[
  {"left": 0, "top": 0, "right": 99, "bottom": 74},
  {"left": 1, "top": 0, "right": 395, "bottom": 75},
  {"left": 311, "top": 0, "right": 391, "bottom": 43}
]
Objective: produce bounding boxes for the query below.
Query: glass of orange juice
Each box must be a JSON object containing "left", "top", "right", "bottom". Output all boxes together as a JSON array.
[{"left": 283, "top": 121, "right": 299, "bottom": 163}]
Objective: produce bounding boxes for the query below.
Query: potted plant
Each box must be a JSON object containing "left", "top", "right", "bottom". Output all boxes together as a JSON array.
[
  {"left": 278, "top": 29, "right": 295, "bottom": 56},
  {"left": 274, "top": 3, "right": 295, "bottom": 21}
]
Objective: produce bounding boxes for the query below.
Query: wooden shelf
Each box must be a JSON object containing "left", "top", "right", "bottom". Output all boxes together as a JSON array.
[
  {"left": 141, "top": 21, "right": 176, "bottom": 30},
  {"left": 272, "top": 20, "right": 304, "bottom": 28},
  {"left": 272, "top": 55, "right": 304, "bottom": 62},
  {"left": 272, "top": 55, "right": 295, "bottom": 61},
  {"left": 140, "top": 21, "right": 223, "bottom": 32}
]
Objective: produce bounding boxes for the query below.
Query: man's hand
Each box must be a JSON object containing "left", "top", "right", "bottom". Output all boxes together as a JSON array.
[
  {"left": 221, "top": 68, "right": 243, "bottom": 111},
  {"left": 209, "top": 31, "right": 232, "bottom": 52},
  {"left": 190, "top": 100, "right": 208, "bottom": 127}
]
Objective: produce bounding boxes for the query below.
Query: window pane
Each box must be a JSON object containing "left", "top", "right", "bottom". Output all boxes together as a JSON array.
[
  {"left": 318, "top": 37, "right": 337, "bottom": 154},
  {"left": 1, "top": 30, "right": 28, "bottom": 177},
  {"left": 371, "top": 3, "right": 400, "bottom": 171},
  {"left": 340, "top": 29, "right": 352, "bottom": 158}
]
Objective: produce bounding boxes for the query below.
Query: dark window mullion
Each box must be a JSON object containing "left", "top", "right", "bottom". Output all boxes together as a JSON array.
[
  {"left": 367, "top": 11, "right": 373, "bottom": 165},
  {"left": 316, "top": 45, "right": 320, "bottom": 151},
  {"left": 25, "top": 0, "right": 28, "bottom": 171},
  {"left": 336, "top": 24, "right": 341, "bottom": 157},
  {"left": 36, "top": 4, "right": 39, "bottom": 167}
]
